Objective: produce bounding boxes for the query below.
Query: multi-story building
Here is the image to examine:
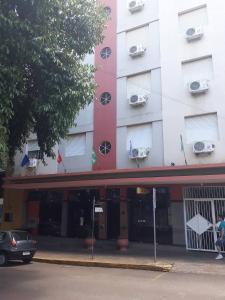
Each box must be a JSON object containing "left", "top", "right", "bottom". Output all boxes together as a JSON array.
[{"left": 2, "top": 0, "right": 225, "bottom": 252}]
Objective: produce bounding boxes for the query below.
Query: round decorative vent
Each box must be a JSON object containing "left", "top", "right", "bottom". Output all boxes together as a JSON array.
[
  {"left": 190, "top": 81, "right": 200, "bottom": 90},
  {"left": 100, "top": 92, "right": 111, "bottom": 105},
  {"left": 129, "top": 1, "right": 137, "bottom": 8},
  {"left": 100, "top": 47, "right": 112, "bottom": 59},
  {"left": 129, "top": 45, "right": 138, "bottom": 54},
  {"left": 194, "top": 142, "right": 205, "bottom": 152},
  {"left": 99, "top": 141, "right": 111, "bottom": 155},
  {"left": 130, "top": 95, "right": 138, "bottom": 103},
  {"left": 186, "top": 28, "right": 196, "bottom": 36},
  {"left": 104, "top": 6, "right": 111, "bottom": 16}
]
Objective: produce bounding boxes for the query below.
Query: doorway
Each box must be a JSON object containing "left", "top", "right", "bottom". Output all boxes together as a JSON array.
[
  {"left": 107, "top": 189, "right": 120, "bottom": 240},
  {"left": 128, "top": 187, "right": 172, "bottom": 244},
  {"left": 184, "top": 186, "right": 225, "bottom": 252},
  {"left": 67, "top": 189, "right": 99, "bottom": 238},
  {"left": 38, "top": 191, "right": 63, "bottom": 236}
]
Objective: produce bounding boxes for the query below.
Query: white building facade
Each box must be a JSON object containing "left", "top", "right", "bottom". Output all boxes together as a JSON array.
[{"left": 4, "top": 0, "right": 225, "bottom": 251}]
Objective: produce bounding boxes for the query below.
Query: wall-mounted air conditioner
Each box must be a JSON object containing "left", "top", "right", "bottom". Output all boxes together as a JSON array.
[
  {"left": 130, "top": 147, "right": 148, "bottom": 159},
  {"left": 185, "top": 26, "right": 204, "bottom": 41},
  {"left": 129, "top": 94, "right": 148, "bottom": 106},
  {"left": 129, "top": 44, "right": 146, "bottom": 58},
  {"left": 188, "top": 79, "right": 209, "bottom": 94},
  {"left": 28, "top": 158, "right": 38, "bottom": 168},
  {"left": 128, "top": 0, "right": 145, "bottom": 13},
  {"left": 193, "top": 141, "right": 215, "bottom": 154}
]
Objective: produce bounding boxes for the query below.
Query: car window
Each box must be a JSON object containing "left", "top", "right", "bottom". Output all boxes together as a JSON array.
[
  {"left": 11, "top": 231, "right": 32, "bottom": 241},
  {"left": 0, "top": 232, "right": 6, "bottom": 241}
]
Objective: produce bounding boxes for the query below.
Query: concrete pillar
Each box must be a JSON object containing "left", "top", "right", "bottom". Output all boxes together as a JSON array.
[
  {"left": 170, "top": 186, "right": 185, "bottom": 245},
  {"left": 119, "top": 188, "right": 128, "bottom": 239},
  {"left": 98, "top": 188, "right": 107, "bottom": 240},
  {"left": 61, "top": 191, "right": 69, "bottom": 237},
  {"left": 171, "top": 202, "right": 185, "bottom": 245}
]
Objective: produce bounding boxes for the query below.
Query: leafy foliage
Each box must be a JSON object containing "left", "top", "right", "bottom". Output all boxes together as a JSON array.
[{"left": 0, "top": 0, "right": 107, "bottom": 167}]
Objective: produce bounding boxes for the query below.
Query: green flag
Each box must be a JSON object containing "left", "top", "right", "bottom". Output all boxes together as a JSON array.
[
  {"left": 180, "top": 134, "right": 184, "bottom": 151},
  {"left": 92, "top": 149, "right": 96, "bottom": 165}
]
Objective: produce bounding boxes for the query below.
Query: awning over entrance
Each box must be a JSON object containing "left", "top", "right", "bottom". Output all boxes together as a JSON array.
[{"left": 4, "top": 163, "right": 225, "bottom": 190}]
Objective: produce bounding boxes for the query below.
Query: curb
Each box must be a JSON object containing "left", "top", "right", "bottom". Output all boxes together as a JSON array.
[{"left": 33, "top": 257, "right": 173, "bottom": 272}]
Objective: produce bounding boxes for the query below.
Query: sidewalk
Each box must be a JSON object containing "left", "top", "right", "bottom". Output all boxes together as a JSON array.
[{"left": 33, "top": 236, "right": 225, "bottom": 275}]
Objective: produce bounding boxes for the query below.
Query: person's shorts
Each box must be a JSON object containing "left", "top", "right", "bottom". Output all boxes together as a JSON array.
[{"left": 216, "top": 239, "right": 225, "bottom": 247}]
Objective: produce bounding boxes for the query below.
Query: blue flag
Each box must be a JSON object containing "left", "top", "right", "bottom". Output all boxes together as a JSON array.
[
  {"left": 128, "top": 140, "right": 133, "bottom": 158},
  {"left": 21, "top": 154, "right": 30, "bottom": 167}
]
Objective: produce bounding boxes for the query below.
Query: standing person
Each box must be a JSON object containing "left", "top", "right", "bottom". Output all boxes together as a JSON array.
[{"left": 215, "top": 214, "right": 225, "bottom": 260}]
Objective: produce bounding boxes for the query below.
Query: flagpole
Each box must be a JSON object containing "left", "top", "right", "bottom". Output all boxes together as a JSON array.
[
  {"left": 62, "top": 161, "right": 67, "bottom": 173},
  {"left": 57, "top": 150, "right": 67, "bottom": 173},
  {"left": 183, "top": 151, "right": 188, "bottom": 166},
  {"left": 135, "top": 157, "right": 140, "bottom": 168},
  {"left": 180, "top": 134, "right": 188, "bottom": 166}
]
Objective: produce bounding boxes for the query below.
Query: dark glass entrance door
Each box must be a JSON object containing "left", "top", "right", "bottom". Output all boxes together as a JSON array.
[
  {"left": 128, "top": 188, "right": 172, "bottom": 244},
  {"left": 129, "top": 193, "right": 152, "bottom": 242},
  {"left": 107, "top": 189, "right": 120, "bottom": 240},
  {"left": 39, "top": 191, "right": 63, "bottom": 236}
]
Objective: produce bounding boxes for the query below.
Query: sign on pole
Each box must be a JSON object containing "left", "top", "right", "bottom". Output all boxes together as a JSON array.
[
  {"left": 94, "top": 207, "right": 103, "bottom": 213},
  {"left": 91, "top": 197, "right": 95, "bottom": 260}
]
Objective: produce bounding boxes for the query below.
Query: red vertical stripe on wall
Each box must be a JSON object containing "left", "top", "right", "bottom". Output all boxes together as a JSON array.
[{"left": 93, "top": 0, "right": 117, "bottom": 170}]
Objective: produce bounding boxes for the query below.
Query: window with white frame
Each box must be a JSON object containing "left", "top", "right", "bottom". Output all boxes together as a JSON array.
[
  {"left": 182, "top": 56, "right": 213, "bottom": 84},
  {"left": 126, "top": 25, "right": 148, "bottom": 50},
  {"left": 178, "top": 5, "right": 208, "bottom": 32},
  {"left": 127, "top": 72, "right": 151, "bottom": 99},
  {"left": 28, "top": 140, "right": 40, "bottom": 159},
  {"left": 126, "top": 123, "right": 152, "bottom": 150},
  {"left": 65, "top": 133, "right": 86, "bottom": 157},
  {"left": 185, "top": 113, "right": 219, "bottom": 144}
]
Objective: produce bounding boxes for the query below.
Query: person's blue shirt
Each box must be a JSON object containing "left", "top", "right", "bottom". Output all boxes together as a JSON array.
[{"left": 218, "top": 220, "right": 225, "bottom": 238}]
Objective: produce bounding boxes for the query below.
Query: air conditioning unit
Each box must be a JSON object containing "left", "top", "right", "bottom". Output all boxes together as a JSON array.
[
  {"left": 193, "top": 141, "right": 215, "bottom": 154},
  {"left": 185, "top": 26, "right": 203, "bottom": 41},
  {"left": 129, "top": 45, "right": 146, "bottom": 57},
  {"left": 188, "top": 79, "right": 209, "bottom": 94},
  {"left": 128, "top": 0, "right": 145, "bottom": 13},
  {"left": 130, "top": 148, "right": 148, "bottom": 159},
  {"left": 28, "top": 158, "right": 38, "bottom": 168},
  {"left": 129, "top": 94, "right": 148, "bottom": 106}
]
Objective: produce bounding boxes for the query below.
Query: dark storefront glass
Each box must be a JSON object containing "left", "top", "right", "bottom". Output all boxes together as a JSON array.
[{"left": 128, "top": 187, "right": 172, "bottom": 244}]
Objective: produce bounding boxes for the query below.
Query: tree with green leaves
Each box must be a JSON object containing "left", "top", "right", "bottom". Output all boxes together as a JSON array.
[{"left": 0, "top": 0, "right": 107, "bottom": 169}]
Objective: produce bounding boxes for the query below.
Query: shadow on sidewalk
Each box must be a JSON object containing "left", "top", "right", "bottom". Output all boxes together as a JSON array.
[{"left": 35, "top": 235, "right": 221, "bottom": 264}]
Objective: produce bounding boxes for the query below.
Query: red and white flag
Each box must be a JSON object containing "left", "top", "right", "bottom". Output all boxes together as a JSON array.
[{"left": 57, "top": 151, "right": 62, "bottom": 164}]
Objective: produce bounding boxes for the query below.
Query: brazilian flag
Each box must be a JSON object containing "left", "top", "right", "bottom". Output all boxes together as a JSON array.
[{"left": 92, "top": 149, "right": 96, "bottom": 165}]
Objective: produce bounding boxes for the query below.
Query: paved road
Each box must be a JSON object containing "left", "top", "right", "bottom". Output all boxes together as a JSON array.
[{"left": 1, "top": 262, "right": 225, "bottom": 300}]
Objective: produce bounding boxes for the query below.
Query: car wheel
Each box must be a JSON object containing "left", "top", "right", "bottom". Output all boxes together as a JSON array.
[
  {"left": 0, "top": 252, "right": 7, "bottom": 266},
  {"left": 23, "top": 258, "right": 32, "bottom": 264}
]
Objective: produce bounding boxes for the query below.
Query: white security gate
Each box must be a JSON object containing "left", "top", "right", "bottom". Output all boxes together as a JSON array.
[{"left": 184, "top": 186, "right": 225, "bottom": 252}]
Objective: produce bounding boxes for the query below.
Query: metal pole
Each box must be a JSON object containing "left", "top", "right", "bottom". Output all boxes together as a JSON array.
[
  {"left": 91, "top": 196, "right": 95, "bottom": 260},
  {"left": 153, "top": 188, "right": 157, "bottom": 263}
]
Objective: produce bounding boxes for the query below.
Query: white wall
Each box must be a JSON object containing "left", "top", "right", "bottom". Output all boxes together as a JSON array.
[
  {"left": 127, "top": 72, "right": 151, "bottom": 98},
  {"left": 117, "top": 21, "right": 161, "bottom": 78},
  {"left": 159, "top": 0, "right": 225, "bottom": 166},
  {"left": 126, "top": 123, "right": 153, "bottom": 150},
  {"left": 117, "top": 120, "right": 164, "bottom": 168},
  {"left": 14, "top": 144, "right": 58, "bottom": 176},
  {"left": 116, "top": 0, "right": 163, "bottom": 168},
  {"left": 117, "top": 0, "right": 159, "bottom": 33}
]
